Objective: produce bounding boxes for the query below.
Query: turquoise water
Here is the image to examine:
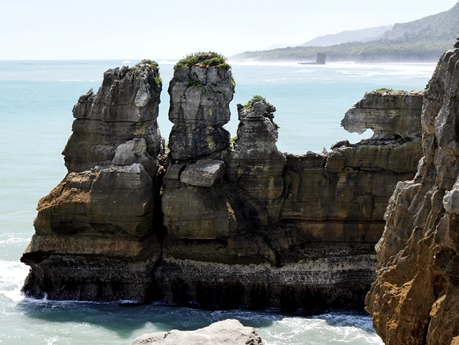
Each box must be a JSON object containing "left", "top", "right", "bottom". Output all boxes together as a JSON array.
[{"left": 0, "top": 59, "right": 436, "bottom": 344}]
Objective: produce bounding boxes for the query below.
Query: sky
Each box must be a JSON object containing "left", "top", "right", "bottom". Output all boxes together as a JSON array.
[{"left": 1, "top": 0, "right": 458, "bottom": 60}]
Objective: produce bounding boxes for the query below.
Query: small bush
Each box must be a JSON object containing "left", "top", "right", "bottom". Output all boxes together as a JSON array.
[
  {"left": 243, "top": 95, "right": 267, "bottom": 109},
  {"left": 174, "top": 51, "right": 231, "bottom": 72},
  {"left": 129, "top": 59, "right": 162, "bottom": 89}
]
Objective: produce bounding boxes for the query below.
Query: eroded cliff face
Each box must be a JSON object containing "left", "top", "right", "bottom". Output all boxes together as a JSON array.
[
  {"left": 365, "top": 48, "right": 459, "bottom": 344},
  {"left": 21, "top": 53, "right": 424, "bottom": 311},
  {"left": 21, "top": 61, "right": 164, "bottom": 302}
]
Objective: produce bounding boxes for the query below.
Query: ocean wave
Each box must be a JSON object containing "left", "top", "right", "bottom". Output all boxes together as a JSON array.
[
  {"left": 259, "top": 313, "right": 383, "bottom": 345},
  {"left": 0, "top": 260, "right": 28, "bottom": 302},
  {"left": 0, "top": 237, "right": 25, "bottom": 245},
  {"left": 296, "top": 69, "right": 316, "bottom": 73}
]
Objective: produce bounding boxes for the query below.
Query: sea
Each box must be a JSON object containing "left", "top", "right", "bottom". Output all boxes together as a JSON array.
[{"left": 0, "top": 59, "right": 437, "bottom": 344}]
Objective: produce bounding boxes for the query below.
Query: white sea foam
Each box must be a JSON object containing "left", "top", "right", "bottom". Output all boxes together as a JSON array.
[
  {"left": 0, "top": 260, "right": 28, "bottom": 302},
  {"left": 259, "top": 314, "right": 383, "bottom": 345}
]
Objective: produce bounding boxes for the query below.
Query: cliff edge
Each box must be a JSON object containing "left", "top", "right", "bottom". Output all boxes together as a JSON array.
[{"left": 365, "top": 45, "right": 459, "bottom": 344}]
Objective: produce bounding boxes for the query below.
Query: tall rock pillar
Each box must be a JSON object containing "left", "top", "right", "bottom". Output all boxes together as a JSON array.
[
  {"left": 162, "top": 52, "right": 236, "bottom": 240},
  {"left": 21, "top": 60, "right": 165, "bottom": 303},
  {"left": 167, "top": 52, "right": 234, "bottom": 161}
]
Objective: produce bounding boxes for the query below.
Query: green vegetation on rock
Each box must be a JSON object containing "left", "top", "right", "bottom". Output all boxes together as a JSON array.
[
  {"left": 243, "top": 95, "right": 267, "bottom": 109},
  {"left": 373, "top": 88, "right": 423, "bottom": 95},
  {"left": 175, "top": 51, "right": 236, "bottom": 89},
  {"left": 174, "top": 51, "right": 231, "bottom": 71},
  {"left": 129, "top": 59, "right": 162, "bottom": 89}
]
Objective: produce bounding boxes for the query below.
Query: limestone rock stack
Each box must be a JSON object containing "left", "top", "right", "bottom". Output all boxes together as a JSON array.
[
  {"left": 162, "top": 53, "right": 236, "bottom": 241},
  {"left": 365, "top": 48, "right": 459, "bottom": 344},
  {"left": 167, "top": 52, "right": 234, "bottom": 161},
  {"left": 20, "top": 52, "right": 426, "bottom": 312},
  {"left": 226, "top": 98, "right": 286, "bottom": 226},
  {"left": 21, "top": 60, "right": 164, "bottom": 303},
  {"left": 63, "top": 60, "right": 163, "bottom": 172}
]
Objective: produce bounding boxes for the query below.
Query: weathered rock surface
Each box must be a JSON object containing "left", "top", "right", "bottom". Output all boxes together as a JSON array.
[
  {"left": 21, "top": 53, "right": 424, "bottom": 311},
  {"left": 226, "top": 100, "right": 286, "bottom": 226},
  {"left": 167, "top": 55, "right": 234, "bottom": 161},
  {"left": 365, "top": 48, "right": 459, "bottom": 344},
  {"left": 342, "top": 90, "right": 423, "bottom": 139},
  {"left": 21, "top": 61, "right": 164, "bottom": 303},
  {"left": 132, "top": 319, "right": 262, "bottom": 345},
  {"left": 63, "top": 61, "right": 163, "bottom": 172},
  {"left": 157, "top": 92, "right": 423, "bottom": 311}
]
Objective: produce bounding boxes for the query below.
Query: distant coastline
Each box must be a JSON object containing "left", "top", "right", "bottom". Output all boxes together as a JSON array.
[
  {"left": 231, "top": 40, "right": 451, "bottom": 63},
  {"left": 232, "top": 1, "right": 459, "bottom": 63}
]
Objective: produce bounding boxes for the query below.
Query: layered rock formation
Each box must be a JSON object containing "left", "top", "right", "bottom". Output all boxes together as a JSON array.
[
  {"left": 131, "top": 319, "right": 262, "bottom": 345},
  {"left": 21, "top": 53, "right": 424, "bottom": 311},
  {"left": 21, "top": 60, "right": 164, "bottom": 302},
  {"left": 167, "top": 52, "right": 234, "bottom": 161},
  {"left": 365, "top": 48, "right": 459, "bottom": 344}
]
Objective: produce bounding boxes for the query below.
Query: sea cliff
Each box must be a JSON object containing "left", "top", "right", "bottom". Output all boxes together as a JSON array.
[
  {"left": 365, "top": 45, "right": 459, "bottom": 344},
  {"left": 21, "top": 52, "right": 423, "bottom": 312}
]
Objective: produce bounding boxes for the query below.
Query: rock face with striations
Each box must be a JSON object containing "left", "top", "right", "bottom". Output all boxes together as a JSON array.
[
  {"left": 226, "top": 99, "right": 286, "bottom": 227},
  {"left": 365, "top": 48, "right": 459, "bottom": 344},
  {"left": 167, "top": 53, "right": 234, "bottom": 161},
  {"left": 21, "top": 60, "right": 164, "bottom": 302},
  {"left": 157, "top": 86, "right": 423, "bottom": 310},
  {"left": 342, "top": 90, "right": 423, "bottom": 140},
  {"left": 21, "top": 52, "right": 424, "bottom": 311}
]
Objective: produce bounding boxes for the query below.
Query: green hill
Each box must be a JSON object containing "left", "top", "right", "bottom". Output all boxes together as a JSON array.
[
  {"left": 302, "top": 25, "right": 393, "bottom": 46},
  {"left": 382, "top": 2, "right": 459, "bottom": 42},
  {"left": 232, "top": 2, "right": 459, "bottom": 63}
]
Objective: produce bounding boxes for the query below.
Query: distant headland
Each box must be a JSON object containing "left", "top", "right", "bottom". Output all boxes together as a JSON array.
[{"left": 231, "top": 1, "right": 459, "bottom": 63}]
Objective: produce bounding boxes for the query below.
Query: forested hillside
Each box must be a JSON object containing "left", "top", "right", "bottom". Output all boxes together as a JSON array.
[{"left": 232, "top": 2, "right": 459, "bottom": 62}]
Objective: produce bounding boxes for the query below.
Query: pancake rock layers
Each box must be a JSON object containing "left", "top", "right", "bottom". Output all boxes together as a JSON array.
[
  {"left": 21, "top": 52, "right": 425, "bottom": 312},
  {"left": 365, "top": 47, "right": 459, "bottom": 344},
  {"left": 21, "top": 60, "right": 165, "bottom": 303}
]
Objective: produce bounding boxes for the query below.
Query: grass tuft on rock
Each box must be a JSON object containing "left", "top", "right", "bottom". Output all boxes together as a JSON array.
[
  {"left": 373, "top": 88, "right": 423, "bottom": 95},
  {"left": 174, "top": 51, "right": 231, "bottom": 72},
  {"left": 243, "top": 95, "right": 267, "bottom": 109},
  {"left": 129, "top": 59, "right": 162, "bottom": 89}
]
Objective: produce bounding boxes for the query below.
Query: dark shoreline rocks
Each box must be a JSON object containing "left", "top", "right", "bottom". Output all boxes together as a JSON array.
[{"left": 21, "top": 52, "right": 424, "bottom": 314}]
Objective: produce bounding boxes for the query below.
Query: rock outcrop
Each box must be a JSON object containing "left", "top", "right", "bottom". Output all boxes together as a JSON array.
[
  {"left": 21, "top": 60, "right": 164, "bottom": 302},
  {"left": 21, "top": 52, "right": 424, "bottom": 312},
  {"left": 167, "top": 52, "right": 234, "bottom": 161},
  {"left": 342, "top": 90, "right": 423, "bottom": 140},
  {"left": 365, "top": 48, "right": 459, "bottom": 344},
  {"left": 131, "top": 319, "right": 262, "bottom": 345}
]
